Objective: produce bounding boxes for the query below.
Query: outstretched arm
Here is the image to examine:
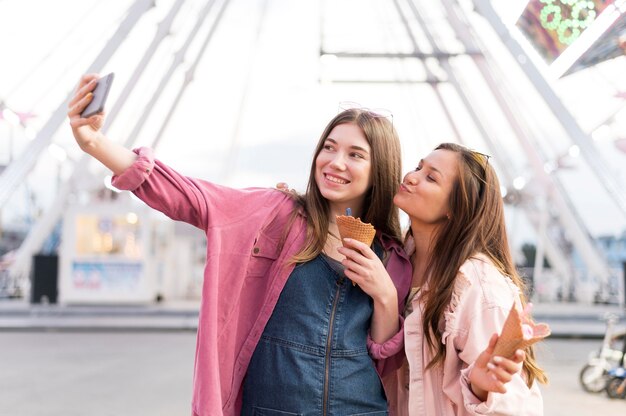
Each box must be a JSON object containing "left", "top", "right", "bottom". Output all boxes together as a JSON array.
[{"left": 67, "top": 73, "right": 137, "bottom": 175}]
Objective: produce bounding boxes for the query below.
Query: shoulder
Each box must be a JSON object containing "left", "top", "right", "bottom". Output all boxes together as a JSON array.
[
  {"left": 207, "top": 186, "right": 302, "bottom": 231},
  {"left": 378, "top": 233, "right": 412, "bottom": 274},
  {"left": 377, "top": 233, "right": 412, "bottom": 299},
  {"left": 241, "top": 188, "right": 303, "bottom": 225},
  {"left": 456, "top": 254, "right": 520, "bottom": 309},
  {"left": 378, "top": 232, "right": 409, "bottom": 259},
  {"left": 443, "top": 255, "right": 519, "bottom": 342},
  {"left": 238, "top": 187, "right": 298, "bottom": 207}
]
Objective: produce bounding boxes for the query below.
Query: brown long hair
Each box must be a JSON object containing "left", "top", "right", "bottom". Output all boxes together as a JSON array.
[
  {"left": 291, "top": 108, "right": 403, "bottom": 263},
  {"left": 420, "top": 143, "right": 547, "bottom": 386}
]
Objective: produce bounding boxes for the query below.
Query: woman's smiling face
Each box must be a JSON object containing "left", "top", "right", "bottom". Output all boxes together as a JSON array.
[{"left": 315, "top": 122, "right": 372, "bottom": 215}]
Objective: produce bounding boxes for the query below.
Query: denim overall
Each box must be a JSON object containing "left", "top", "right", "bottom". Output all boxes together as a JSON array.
[{"left": 242, "top": 245, "right": 387, "bottom": 416}]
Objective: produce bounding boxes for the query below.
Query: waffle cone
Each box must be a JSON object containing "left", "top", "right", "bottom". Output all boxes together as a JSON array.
[
  {"left": 336, "top": 215, "right": 376, "bottom": 247},
  {"left": 493, "top": 304, "right": 551, "bottom": 359}
]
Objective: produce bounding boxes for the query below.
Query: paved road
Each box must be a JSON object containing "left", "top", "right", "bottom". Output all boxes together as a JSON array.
[
  {"left": 537, "top": 338, "right": 626, "bottom": 415},
  {"left": 0, "top": 332, "right": 196, "bottom": 416},
  {"left": 0, "top": 332, "right": 624, "bottom": 415}
]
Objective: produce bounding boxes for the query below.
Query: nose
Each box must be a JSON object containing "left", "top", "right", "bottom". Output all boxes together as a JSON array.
[
  {"left": 329, "top": 152, "right": 347, "bottom": 170},
  {"left": 404, "top": 171, "right": 418, "bottom": 185}
]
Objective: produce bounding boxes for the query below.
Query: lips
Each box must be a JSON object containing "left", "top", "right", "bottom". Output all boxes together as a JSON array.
[{"left": 399, "top": 183, "right": 412, "bottom": 193}]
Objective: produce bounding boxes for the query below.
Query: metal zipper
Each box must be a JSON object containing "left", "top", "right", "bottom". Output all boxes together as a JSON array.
[{"left": 322, "top": 276, "right": 344, "bottom": 416}]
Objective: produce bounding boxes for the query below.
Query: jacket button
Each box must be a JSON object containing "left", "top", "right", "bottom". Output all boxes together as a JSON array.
[{"left": 253, "top": 247, "right": 260, "bottom": 254}]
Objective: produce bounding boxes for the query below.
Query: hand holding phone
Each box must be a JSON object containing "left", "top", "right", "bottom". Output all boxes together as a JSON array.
[{"left": 81, "top": 72, "right": 115, "bottom": 118}]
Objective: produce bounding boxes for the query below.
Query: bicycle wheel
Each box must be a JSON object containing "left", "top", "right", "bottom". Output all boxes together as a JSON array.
[
  {"left": 606, "top": 377, "right": 626, "bottom": 399},
  {"left": 579, "top": 364, "right": 609, "bottom": 393}
]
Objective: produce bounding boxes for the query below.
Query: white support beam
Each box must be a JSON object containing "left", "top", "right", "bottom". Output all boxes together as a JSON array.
[
  {"left": 0, "top": 0, "right": 155, "bottom": 209},
  {"left": 472, "top": 0, "right": 626, "bottom": 218}
]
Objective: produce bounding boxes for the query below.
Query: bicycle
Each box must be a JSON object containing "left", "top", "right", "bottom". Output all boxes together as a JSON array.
[
  {"left": 606, "top": 366, "right": 626, "bottom": 399},
  {"left": 578, "top": 313, "right": 625, "bottom": 393}
]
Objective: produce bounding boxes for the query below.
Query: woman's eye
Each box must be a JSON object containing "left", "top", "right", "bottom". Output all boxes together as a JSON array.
[
  {"left": 414, "top": 166, "right": 422, "bottom": 171},
  {"left": 351, "top": 152, "right": 364, "bottom": 159},
  {"left": 427, "top": 175, "right": 436, "bottom": 182},
  {"left": 323, "top": 144, "right": 333, "bottom": 151}
]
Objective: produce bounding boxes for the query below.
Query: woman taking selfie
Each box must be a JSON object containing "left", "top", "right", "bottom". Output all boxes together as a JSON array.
[{"left": 67, "top": 73, "right": 412, "bottom": 416}]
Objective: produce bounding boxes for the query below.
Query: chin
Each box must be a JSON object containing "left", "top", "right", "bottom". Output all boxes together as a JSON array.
[
  {"left": 393, "top": 194, "right": 409, "bottom": 212},
  {"left": 319, "top": 188, "right": 338, "bottom": 202}
]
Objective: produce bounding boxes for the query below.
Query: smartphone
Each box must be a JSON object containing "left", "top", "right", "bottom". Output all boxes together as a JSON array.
[{"left": 81, "top": 72, "right": 115, "bottom": 118}]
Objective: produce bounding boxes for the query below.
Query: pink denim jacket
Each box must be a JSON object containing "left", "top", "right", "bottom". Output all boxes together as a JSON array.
[
  {"left": 112, "top": 148, "right": 412, "bottom": 416},
  {"left": 384, "top": 254, "right": 543, "bottom": 416}
]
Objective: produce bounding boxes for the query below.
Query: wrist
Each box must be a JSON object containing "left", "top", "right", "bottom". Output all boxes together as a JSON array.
[
  {"left": 373, "top": 288, "right": 397, "bottom": 310},
  {"left": 469, "top": 381, "right": 488, "bottom": 402},
  {"left": 78, "top": 133, "right": 102, "bottom": 153}
]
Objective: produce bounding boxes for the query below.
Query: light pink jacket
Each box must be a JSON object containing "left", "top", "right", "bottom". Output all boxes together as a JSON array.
[
  {"left": 384, "top": 254, "right": 543, "bottom": 416},
  {"left": 112, "top": 148, "right": 413, "bottom": 416}
]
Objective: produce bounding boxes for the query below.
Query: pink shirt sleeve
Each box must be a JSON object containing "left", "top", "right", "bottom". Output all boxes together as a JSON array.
[
  {"left": 367, "top": 315, "right": 405, "bottom": 359},
  {"left": 110, "top": 147, "right": 155, "bottom": 191},
  {"left": 460, "top": 362, "right": 542, "bottom": 415},
  {"left": 111, "top": 147, "right": 279, "bottom": 231}
]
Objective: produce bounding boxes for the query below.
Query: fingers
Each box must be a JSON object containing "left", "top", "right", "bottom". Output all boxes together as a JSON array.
[
  {"left": 339, "top": 238, "right": 376, "bottom": 259},
  {"left": 337, "top": 247, "right": 378, "bottom": 274},
  {"left": 79, "top": 73, "right": 100, "bottom": 87},
  {"left": 69, "top": 113, "right": 103, "bottom": 130},
  {"left": 486, "top": 333, "right": 498, "bottom": 353},
  {"left": 342, "top": 258, "right": 368, "bottom": 280},
  {"left": 491, "top": 350, "right": 524, "bottom": 371},
  {"left": 337, "top": 244, "right": 380, "bottom": 284},
  {"left": 474, "top": 333, "right": 498, "bottom": 369},
  {"left": 68, "top": 74, "right": 100, "bottom": 121},
  {"left": 511, "top": 349, "right": 525, "bottom": 364},
  {"left": 275, "top": 182, "right": 298, "bottom": 195},
  {"left": 68, "top": 92, "right": 94, "bottom": 118},
  {"left": 488, "top": 357, "right": 513, "bottom": 381},
  {"left": 486, "top": 377, "right": 507, "bottom": 394},
  {"left": 487, "top": 352, "right": 524, "bottom": 387},
  {"left": 470, "top": 340, "right": 525, "bottom": 398},
  {"left": 69, "top": 74, "right": 98, "bottom": 107},
  {"left": 339, "top": 248, "right": 370, "bottom": 275}
]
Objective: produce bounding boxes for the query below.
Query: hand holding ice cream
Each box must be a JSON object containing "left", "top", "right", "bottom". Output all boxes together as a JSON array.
[
  {"left": 336, "top": 208, "right": 376, "bottom": 248},
  {"left": 335, "top": 208, "right": 377, "bottom": 286},
  {"left": 468, "top": 303, "right": 550, "bottom": 401},
  {"left": 493, "top": 303, "right": 551, "bottom": 359}
]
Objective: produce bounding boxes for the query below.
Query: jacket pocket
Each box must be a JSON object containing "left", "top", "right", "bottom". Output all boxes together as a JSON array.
[{"left": 246, "top": 230, "right": 280, "bottom": 278}]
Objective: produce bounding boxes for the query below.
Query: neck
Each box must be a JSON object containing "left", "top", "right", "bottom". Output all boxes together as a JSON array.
[
  {"left": 324, "top": 222, "right": 344, "bottom": 261},
  {"left": 409, "top": 222, "right": 436, "bottom": 286},
  {"left": 410, "top": 223, "right": 434, "bottom": 259},
  {"left": 328, "top": 204, "right": 362, "bottom": 220}
]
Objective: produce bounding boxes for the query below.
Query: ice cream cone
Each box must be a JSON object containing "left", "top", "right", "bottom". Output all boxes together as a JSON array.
[
  {"left": 493, "top": 303, "right": 551, "bottom": 359},
  {"left": 335, "top": 215, "right": 376, "bottom": 287},
  {"left": 336, "top": 215, "right": 376, "bottom": 247}
]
